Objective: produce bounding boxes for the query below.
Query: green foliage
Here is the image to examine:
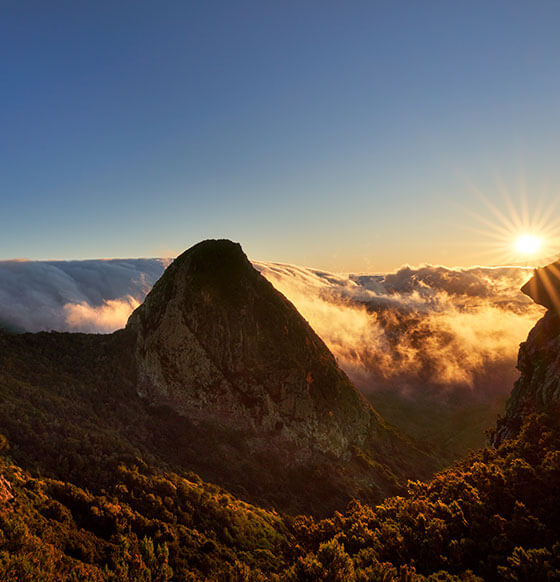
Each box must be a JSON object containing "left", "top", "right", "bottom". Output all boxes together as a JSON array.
[
  {"left": 287, "top": 539, "right": 355, "bottom": 581},
  {"left": 288, "top": 412, "right": 560, "bottom": 581},
  {"left": 0, "top": 454, "right": 288, "bottom": 581}
]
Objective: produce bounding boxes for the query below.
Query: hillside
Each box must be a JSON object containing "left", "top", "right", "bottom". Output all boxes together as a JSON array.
[
  {"left": 1, "top": 377, "right": 559, "bottom": 579},
  {"left": 0, "top": 254, "right": 540, "bottom": 465},
  {"left": 494, "top": 260, "right": 560, "bottom": 445},
  {"left": 0, "top": 241, "right": 436, "bottom": 519},
  {"left": 2, "top": 246, "right": 560, "bottom": 580}
]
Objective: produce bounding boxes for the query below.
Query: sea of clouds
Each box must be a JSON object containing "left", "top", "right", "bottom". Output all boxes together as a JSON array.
[
  {"left": 0, "top": 257, "right": 544, "bottom": 402},
  {"left": 254, "top": 262, "right": 544, "bottom": 398}
]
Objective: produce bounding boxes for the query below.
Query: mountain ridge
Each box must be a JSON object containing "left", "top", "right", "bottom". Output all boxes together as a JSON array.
[
  {"left": 0, "top": 239, "right": 436, "bottom": 516},
  {"left": 125, "top": 239, "right": 436, "bottom": 498},
  {"left": 128, "top": 240, "right": 386, "bottom": 458}
]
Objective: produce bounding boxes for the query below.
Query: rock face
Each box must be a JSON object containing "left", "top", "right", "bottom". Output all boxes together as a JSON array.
[
  {"left": 127, "top": 240, "right": 390, "bottom": 461},
  {"left": 126, "top": 239, "right": 436, "bottom": 506},
  {"left": 521, "top": 261, "right": 560, "bottom": 311},
  {"left": 0, "top": 239, "right": 436, "bottom": 514},
  {"left": 494, "top": 260, "right": 560, "bottom": 444}
]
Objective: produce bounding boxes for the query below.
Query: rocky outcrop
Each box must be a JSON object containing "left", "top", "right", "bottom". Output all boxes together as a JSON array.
[
  {"left": 126, "top": 240, "right": 434, "bottom": 494},
  {"left": 128, "top": 240, "right": 385, "bottom": 458},
  {"left": 494, "top": 260, "right": 560, "bottom": 444},
  {"left": 521, "top": 261, "right": 560, "bottom": 311}
]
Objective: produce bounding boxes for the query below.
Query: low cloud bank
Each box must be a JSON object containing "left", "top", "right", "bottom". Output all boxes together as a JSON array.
[
  {"left": 0, "top": 255, "right": 542, "bottom": 455},
  {"left": 0, "top": 259, "right": 168, "bottom": 332},
  {"left": 255, "top": 262, "right": 544, "bottom": 400},
  {"left": 63, "top": 296, "right": 141, "bottom": 333}
]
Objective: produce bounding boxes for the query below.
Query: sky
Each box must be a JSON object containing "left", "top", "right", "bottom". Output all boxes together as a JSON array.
[{"left": 2, "top": 1, "right": 560, "bottom": 271}]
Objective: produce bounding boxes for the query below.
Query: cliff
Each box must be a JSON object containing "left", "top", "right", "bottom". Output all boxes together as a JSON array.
[
  {"left": 494, "top": 259, "right": 560, "bottom": 444},
  {"left": 0, "top": 240, "right": 436, "bottom": 516},
  {"left": 126, "top": 239, "right": 435, "bottom": 503},
  {"left": 126, "top": 240, "right": 378, "bottom": 460}
]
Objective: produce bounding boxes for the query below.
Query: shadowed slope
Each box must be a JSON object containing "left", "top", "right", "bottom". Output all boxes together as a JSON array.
[
  {"left": 128, "top": 240, "right": 384, "bottom": 458},
  {"left": 0, "top": 240, "right": 436, "bottom": 515},
  {"left": 495, "top": 260, "right": 560, "bottom": 444},
  {"left": 126, "top": 240, "right": 436, "bottom": 502}
]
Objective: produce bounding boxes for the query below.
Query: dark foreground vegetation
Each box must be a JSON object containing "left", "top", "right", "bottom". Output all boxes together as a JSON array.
[{"left": 1, "top": 405, "right": 559, "bottom": 580}]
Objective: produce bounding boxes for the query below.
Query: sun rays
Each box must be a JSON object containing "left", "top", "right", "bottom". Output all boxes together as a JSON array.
[
  {"left": 522, "top": 260, "right": 560, "bottom": 313},
  {"left": 461, "top": 183, "right": 560, "bottom": 267}
]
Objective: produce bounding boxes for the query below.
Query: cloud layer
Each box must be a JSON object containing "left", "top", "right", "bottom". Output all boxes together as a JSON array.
[
  {"left": 0, "top": 255, "right": 545, "bottom": 455},
  {"left": 0, "top": 259, "right": 168, "bottom": 332},
  {"left": 254, "top": 262, "right": 544, "bottom": 398}
]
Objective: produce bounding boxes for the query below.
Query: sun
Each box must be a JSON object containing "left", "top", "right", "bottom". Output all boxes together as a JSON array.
[
  {"left": 462, "top": 184, "right": 560, "bottom": 266},
  {"left": 515, "top": 234, "right": 541, "bottom": 256}
]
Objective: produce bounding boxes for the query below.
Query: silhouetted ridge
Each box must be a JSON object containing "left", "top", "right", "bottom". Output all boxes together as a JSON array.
[
  {"left": 127, "top": 239, "right": 435, "bottom": 506},
  {"left": 2, "top": 243, "right": 560, "bottom": 578},
  {"left": 128, "top": 239, "right": 379, "bottom": 454},
  {"left": 0, "top": 239, "right": 436, "bottom": 517}
]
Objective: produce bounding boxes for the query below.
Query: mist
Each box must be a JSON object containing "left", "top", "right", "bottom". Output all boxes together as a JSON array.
[
  {"left": 0, "top": 255, "right": 543, "bottom": 455},
  {"left": 255, "top": 262, "right": 543, "bottom": 396},
  {"left": 0, "top": 259, "right": 168, "bottom": 332},
  {"left": 0, "top": 259, "right": 542, "bottom": 392},
  {"left": 253, "top": 261, "right": 544, "bottom": 456}
]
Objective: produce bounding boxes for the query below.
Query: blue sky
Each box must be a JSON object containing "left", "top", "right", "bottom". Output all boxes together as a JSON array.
[{"left": 2, "top": 1, "right": 560, "bottom": 271}]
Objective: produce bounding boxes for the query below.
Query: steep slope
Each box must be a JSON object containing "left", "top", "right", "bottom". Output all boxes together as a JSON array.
[
  {"left": 3, "top": 302, "right": 560, "bottom": 579},
  {"left": 126, "top": 239, "right": 435, "bottom": 500},
  {"left": 0, "top": 240, "right": 435, "bottom": 515},
  {"left": 127, "top": 240, "right": 378, "bottom": 459},
  {"left": 4, "top": 246, "right": 560, "bottom": 580},
  {"left": 0, "top": 447, "right": 290, "bottom": 581},
  {"left": 493, "top": 260, "right": 560, "bottom": 444}
]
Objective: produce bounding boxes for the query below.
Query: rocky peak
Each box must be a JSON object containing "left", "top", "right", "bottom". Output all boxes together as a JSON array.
[{"left": 126, "top": 239, "right": 388, "bottom": 461}]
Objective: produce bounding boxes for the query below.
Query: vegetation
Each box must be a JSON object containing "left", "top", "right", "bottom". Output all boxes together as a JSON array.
[
  {"left": 0, "top": 330, "right": 369, "bottom": 516},
  {"left": 288, "top": 412, "right": 560, "bottom": 580},
  {"left": 2, "top": 410, "right": 560, "bottom": 580},
  {"left": 0, "top": 453, "right": 289, "bottom": 580},
  {"left": 2, "top": 321, "right": 560, "bottom": 579}
]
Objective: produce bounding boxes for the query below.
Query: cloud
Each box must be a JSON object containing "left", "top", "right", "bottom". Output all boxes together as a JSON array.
[
  {"left": 63, "top": 296, "right": 141, "bottom": 334},
  {"left": 0, "top": 259, "right": 168, "bottom": 332},
  {"left": 0, "top": 254, "right": 542, "bottom": 455},
  {"left": 254, "top": 262, "right": 544, "bottom": 400}
]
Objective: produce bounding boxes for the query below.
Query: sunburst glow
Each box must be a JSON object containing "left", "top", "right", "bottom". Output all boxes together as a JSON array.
[
  {"left": 462, "top": 184, "right": 560, "bottom": 267},
  {"left": 515, "top": 234, "right": 541, "bottom": 255}
]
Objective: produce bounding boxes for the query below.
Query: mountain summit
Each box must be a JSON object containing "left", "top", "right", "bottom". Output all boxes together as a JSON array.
[
  {"left": 0, "top": 239, "right": 435, "bottom": 515},
  {"left": 127, "top": 239, "right": 434, "bottom": 504},
  {"left": 128, "top": 240, "right": 377, "bottom": 458}
]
